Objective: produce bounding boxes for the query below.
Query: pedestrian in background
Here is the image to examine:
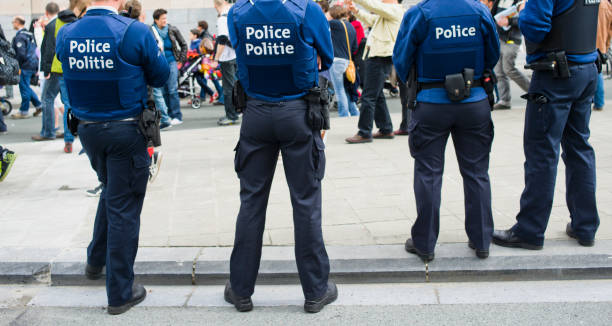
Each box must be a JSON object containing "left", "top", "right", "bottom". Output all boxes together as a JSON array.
[
  {"left": 214, "top": 0, "right": 240, "bottom": 126},
  {"left": 491, "top": 0, "right": 531, "bottom": 111},
  {"left": 152, "top": 8, "right": 187, "bottom": 126},
  {"left": 594, "top": 0, "right": 612, "bottom": 111},
  {"left": 345, "top": 0, "right": 404, "bottom": 144},
  {"left": 327, "top": 5, "right": 359, "bottom": 117},
  {"left": 11, "top": 16, "right": 42, "bottom": 120}
]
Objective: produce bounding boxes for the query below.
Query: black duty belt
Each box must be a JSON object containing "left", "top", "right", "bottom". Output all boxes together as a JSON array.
[
  {"left": 418, "top": 79, "right": 482, "bottom": 91},
  {"left": 79, "top": 117, "right": 138, "bottom": 125}
]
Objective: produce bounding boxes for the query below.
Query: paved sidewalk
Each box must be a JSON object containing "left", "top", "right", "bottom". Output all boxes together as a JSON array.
[{"left": 1, "top": 97, "right": 611, "bottom": 250}]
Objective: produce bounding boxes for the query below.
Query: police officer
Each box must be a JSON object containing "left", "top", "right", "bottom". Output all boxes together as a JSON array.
[
  {"left": 224, "top": 0, "right": 337, "bottom": 313},
  {"left": 393, "top": 0, "right": 500, "bottom": 262},
  {"left": 56, "top": 0, "right": 169, "bottom": 315},
  {"left": 493, "top": 0, "right": 601, "bottom": 249}
]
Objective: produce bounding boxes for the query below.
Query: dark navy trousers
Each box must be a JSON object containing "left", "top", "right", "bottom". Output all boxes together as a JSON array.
[
  {"left": 79, "top": 121, "right": 150, "bottom": 306},
  {"left": 230, "top": 98, "right": 329, "bottom": 301},
  {"left": 513, "top": 63, "right": 600, "bottom": 246},
  {"left": 408, "top": 99, "right": 494, "bottom": 254}
]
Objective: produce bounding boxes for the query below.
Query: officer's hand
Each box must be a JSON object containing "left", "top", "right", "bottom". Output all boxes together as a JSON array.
[
  {"left": 496, "top": 17, "right": 509, "bottom": 27},
  {"left": 45, "top": 74, "right": 50, "bottom": 80},
  {"left": 317, "top": 55, "right": 322, "bottom": 70}
]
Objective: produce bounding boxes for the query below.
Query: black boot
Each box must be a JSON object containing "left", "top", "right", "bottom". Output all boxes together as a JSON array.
[
  {"left": 85, "top": 264, "right": 103, "bottom": 280},
  {"left": 468, "top": 242, "right": 489, "bottom": 259},
  {"left": 224, "top": 282, "right": 253, "bottom": 312},
  {"left": 404, "top": 239, "right": 435, "bottom": 262},
  {"left": 304, "top": 281, "right": 338, "bottom": 313},
  {"left": 492, "top": 229, "right": 543, "bottom": 250},
  {"left": 107, "top": 283, "right": 147, "bottom": 315},
  {"left": 566, "top": 223, "right": 595, "bottom": 247}
]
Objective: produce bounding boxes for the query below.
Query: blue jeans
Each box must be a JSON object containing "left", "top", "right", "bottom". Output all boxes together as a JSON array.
[
  {"left": 196, "top": 74, "right": 214, "bottom": 98},
  {"left": 162, "top": 63, "right": 182, "bottom": 121},
  {"left": 213, "top": 78, "right": 223, "bottom": 103},
  {"left": 329, "top": 58, "right": 359, "bottom": 117},
  {"left": 594, "top": 72, "right": 604, "bottom": 108},
  {"left": 0, "top": 103, "right": 6, "bottom": 132},
  {"left": 59, "top": 77, "right": 74, "bottom": 143},
  {"left": 41, "top": 74, "right": 61, "bottom": 138},
  {"left": 152, "top": 87, "right": 171, "bottom": 124},
  {"left": 18, "top": 70, "right": 41, "bottom": 114}
]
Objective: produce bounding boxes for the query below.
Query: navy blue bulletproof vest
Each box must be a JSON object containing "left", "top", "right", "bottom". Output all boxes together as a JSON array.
[
  {"left": 416, "top": 0, "right": 485, "bottom": 82},
  {"left": 60, "top": 13, "right": 147, "bottom": 121},
  {"left": 232, "top": 0, "right": 317, "bottom": 98}
]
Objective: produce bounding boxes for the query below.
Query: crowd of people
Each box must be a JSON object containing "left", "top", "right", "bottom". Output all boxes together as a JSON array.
[{"left": 0, "top": 0, "right": 610, "bottom": 316}]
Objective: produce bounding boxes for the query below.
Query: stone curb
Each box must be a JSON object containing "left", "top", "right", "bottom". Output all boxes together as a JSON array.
[{"left": 0, "top": 240, "right": 610, "bottom": 285}]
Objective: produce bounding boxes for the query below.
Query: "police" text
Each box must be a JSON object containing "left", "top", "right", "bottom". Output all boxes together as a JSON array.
[
  {"left": 68, "top": 39, "right": 115, "bottom": 70},
  {"left": 435, "top": 25, "right": 476, "bottom": 40},
  {"left": 244, "top": 25, "right": 295, "bottom": 56}
]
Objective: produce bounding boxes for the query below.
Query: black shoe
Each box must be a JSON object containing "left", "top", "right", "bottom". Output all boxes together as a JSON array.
[
  {"left": 492, "top": 229, "right": 543, "bottom": 250},
  {"left": 304, "top": 281, "right": 338, "bottom": 313},
  {"left": 566, "top": 223, "right": 595, "bottom": 247},
  {"left": 404, "top": 239, "right": 435, "bottom": 262},
  {"left": 85, "top": 264, "right": 103, "bottom": 280},
  {"left": 224, "top": 282, "right": 253, "bottom": 312},
  {"left": 468, "top": 242, "right": 489, "bottom": 259},
  {"left": 107, "top": 283, "right": 147, "bottom": 315}
]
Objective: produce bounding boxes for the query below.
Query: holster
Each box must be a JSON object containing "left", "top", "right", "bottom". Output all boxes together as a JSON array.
[
  {"left": 482, "top": 69, "right": 497, "bottom": 108},
  {"left": 305, "top": 87, "right": 330, "bottom": 131},
  {"left": 67, "top": 109, "right": 80, "bottom": 136},
  {"left": 525, "top": 51, "right": 571, "bottom": 78},
  {"left": 138, "top": 104, "right": 161, "bottom": 147},
  {"left": 233, "top": 80, "right": 247, "bottom": 114}
]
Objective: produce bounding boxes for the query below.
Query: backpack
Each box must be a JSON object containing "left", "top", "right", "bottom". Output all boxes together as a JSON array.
[{"left": 0, "top": 38, "right": 20, "bottom": 85}]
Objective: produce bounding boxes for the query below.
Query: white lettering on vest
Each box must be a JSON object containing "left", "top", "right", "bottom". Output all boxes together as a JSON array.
[
  {"left": 435, "top": 25, "right": 477, "bottom": 40},
  {"left": 244, "top": 24, "right": 295, "bottom": 57},
  {"left": 67, "top": 38, "right": 115, "bottom": 70}
]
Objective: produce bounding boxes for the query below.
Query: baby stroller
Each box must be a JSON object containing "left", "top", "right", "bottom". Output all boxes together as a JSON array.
[
  {"left": 0, "top": 86, "right": 12, "bottom": 116},
  {"left": 178, "top": 50, "right": 203, "bottom": 109}
]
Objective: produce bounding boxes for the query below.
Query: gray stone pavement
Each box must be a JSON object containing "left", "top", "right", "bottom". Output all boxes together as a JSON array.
[{"left": 1, "top": 80, "right": 612, "bottom": 251}]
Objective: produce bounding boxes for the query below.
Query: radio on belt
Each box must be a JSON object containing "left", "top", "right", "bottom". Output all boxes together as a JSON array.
[{"left": 67, "top": 38, "right": 115, "bottom": 70}]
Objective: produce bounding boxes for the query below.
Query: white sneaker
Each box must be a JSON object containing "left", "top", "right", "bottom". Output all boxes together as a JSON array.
[
  {"left": 170, "top": 118, "right": 183, "bottom": 126},
  {"left": 149, "top": 150, "right": 163, "bottom": 183}
]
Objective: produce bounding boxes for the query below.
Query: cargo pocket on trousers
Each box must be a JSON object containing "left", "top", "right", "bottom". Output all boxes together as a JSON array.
[
  {"left": 407, "top": 119, "right": 422, "bottom": 157},
  {"left": 131, "top": 153, "right": 150, "bottom": 196},
  {"left": 233, "top": 141, "right": 242, "bottom": 175},
  {"left": 525, "top": 93, "right": 551, "bottom": 138},
  {"left": 313, "top": 135, "right": 326, "bottom": 181}
]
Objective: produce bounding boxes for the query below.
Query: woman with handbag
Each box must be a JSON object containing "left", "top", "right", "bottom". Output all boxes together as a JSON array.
[{"left": 327, "top": 5, "right": 359, "bottom": 117}]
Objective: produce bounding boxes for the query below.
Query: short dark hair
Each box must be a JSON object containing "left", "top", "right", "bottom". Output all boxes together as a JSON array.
[
  {"left": 13, "top": 16, "right": 26, "bottom": 26},
  {"left": 317, "top": 0, "right": 329, "bottom": 13},
  {"left": 153, "top": 8, "right": 167, "bottom": 21},
  {"left": 198, "top": 20, "right": 208, "bottom": 31},
  {"left": 45, "top": 2, "right": 60, "bottom": 15}
]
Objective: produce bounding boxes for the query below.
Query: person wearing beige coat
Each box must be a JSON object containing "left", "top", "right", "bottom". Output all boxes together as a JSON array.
[{"left": 345, "top": 0, "right": 404, "bottom": 143}]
